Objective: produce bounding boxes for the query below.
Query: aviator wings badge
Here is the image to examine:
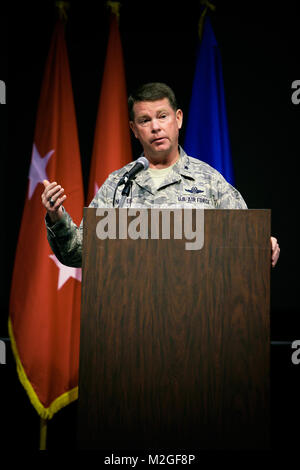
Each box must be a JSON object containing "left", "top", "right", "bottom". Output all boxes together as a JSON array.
[{"left": 185, "top": 186, "right": 204, "bottom": 194}]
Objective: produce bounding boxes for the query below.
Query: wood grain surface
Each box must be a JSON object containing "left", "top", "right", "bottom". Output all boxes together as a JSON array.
[{"left": 77, "top": 209, "right": 270, "bottom": 450}]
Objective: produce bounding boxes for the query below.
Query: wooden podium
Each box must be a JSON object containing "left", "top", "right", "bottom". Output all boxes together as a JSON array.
[{"left": 77, "top": 209, "right": 270, "bottom": 450}]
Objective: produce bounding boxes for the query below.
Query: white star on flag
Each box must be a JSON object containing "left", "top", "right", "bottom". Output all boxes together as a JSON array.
[
  {"left": 28, "top": 143, "right": 55, "bottom": 199},
  {"left": 49, "top": 254, "right": 82, "bottom": 290}
]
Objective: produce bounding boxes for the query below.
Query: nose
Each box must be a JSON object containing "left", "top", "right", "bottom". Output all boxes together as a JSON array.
[{"left": 150, "top": 118, "right": 161, "bottom": 133}]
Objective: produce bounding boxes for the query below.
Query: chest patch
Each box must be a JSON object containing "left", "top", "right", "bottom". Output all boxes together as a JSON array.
[{"left": 185, "top": 186, "right": 204, "bottom": 194}]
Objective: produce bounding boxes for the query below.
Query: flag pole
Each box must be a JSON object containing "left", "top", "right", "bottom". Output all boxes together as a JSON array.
[
  {"left": 198, "top": 0, "right": 216, "bottom": 40},
  {"left": 37, "top": 4, "right": 69, "bottom": 453},
  {"left": 39, "top": 418, "right": 47, "bottom": 450}
]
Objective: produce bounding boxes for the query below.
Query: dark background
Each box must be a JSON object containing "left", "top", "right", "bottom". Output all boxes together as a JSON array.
[{"left": 1, "top": 0, "right": 299, "bottom": 453}]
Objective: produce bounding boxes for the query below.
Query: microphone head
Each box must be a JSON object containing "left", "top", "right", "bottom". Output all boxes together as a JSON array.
[
  {"left": 118, "top": 155, "right": 150, "bottom": 187},
  {"left": 136, "top": 156, "right": 149, "bottom": 170}
]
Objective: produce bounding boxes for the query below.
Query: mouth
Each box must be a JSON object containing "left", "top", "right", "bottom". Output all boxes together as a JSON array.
[{"left": 151, "top": 137, "right": 167, "bottom": 144}]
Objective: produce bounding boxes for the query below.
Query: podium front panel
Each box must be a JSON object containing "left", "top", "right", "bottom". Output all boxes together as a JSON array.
[{"left": 77, "top": 209, "right": 270, "bottom": 450}]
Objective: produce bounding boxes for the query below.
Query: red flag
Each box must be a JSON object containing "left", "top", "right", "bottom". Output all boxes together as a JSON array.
[
  {"left": 87, "top": 12, "right": 132, "bottom": 204},
  {"left": 8, "top": 20, "right": 84, "bottom": 419}
]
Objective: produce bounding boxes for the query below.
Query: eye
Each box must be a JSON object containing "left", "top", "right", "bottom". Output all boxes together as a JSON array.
[{"left": 139, "top": 118, "right": 150, "bottom": 125}]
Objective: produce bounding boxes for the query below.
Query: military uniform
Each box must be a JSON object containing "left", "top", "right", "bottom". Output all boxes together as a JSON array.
[{"left": 46, "top": 147, "right": 247, "bottom": 267}]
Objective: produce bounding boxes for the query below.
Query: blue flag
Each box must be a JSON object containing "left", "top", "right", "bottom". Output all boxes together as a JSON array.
[{"left": 184, "top": 16, "right": 235, "bottom": 185}]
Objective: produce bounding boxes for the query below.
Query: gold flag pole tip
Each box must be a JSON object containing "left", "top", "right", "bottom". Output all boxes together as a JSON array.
[
  {"left": 55, "top": 1, "right": 70, "bottom": 21},
  {"left": 106, "top": 1, "right": 121, "bottom": 22}
]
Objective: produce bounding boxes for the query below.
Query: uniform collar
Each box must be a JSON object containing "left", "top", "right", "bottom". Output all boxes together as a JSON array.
[
  {"left": 134, "top": 146, "right": 195, "bottom": 194},
  {"left": 174, "top": 146, "right": 195, "bottom": 180}
]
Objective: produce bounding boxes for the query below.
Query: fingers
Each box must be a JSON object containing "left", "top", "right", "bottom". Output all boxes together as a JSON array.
[
  {"left": 270, "top": 236, "right": 280, "bottom": 268},
  {"left": 48, "top": 185, "right": 66, "bottom": 209},
  {"left": 41, "top": 180, "right": 67, "bottom": 214}
]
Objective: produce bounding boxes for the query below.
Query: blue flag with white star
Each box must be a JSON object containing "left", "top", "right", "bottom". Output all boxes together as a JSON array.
[{"left": 184, "top": 15, "right": 235, "bottom": 185}]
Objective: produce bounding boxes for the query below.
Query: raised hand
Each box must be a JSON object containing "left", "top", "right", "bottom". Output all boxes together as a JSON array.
[{"left": 41, "top": 180, "right": 67, "bottom": 223}]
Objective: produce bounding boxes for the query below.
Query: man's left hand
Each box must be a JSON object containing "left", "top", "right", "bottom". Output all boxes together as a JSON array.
[{"left": 271, "top": 236, "right": 280, "bottom": 267}]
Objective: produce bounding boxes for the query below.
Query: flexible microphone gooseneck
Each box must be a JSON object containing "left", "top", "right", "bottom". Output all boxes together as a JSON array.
[
  {"left": 117, "top": 156, "right": 149, "bottom": 186},
  {"left": 113, "top": 156, "right": 149, "bottom": 207}
]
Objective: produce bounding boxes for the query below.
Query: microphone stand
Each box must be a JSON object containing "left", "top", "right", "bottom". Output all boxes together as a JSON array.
[{"left": 118, "top": 180, "right": 132, "bottom": 208}]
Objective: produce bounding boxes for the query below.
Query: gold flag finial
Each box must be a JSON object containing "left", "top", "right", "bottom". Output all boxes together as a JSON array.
[
  {"left": 107, "top": 1, "right": 121, "bottom": 23},
  {"left": 198, "top": 1, "right": 216, "bottom": 40},
  {"left": 55, "top": 1, "right": 70, "bottom": 22}
]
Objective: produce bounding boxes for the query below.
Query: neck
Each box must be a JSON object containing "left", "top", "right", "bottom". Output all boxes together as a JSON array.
[{"left": 146, "top": 147, "right": 180, "bottom": 169}]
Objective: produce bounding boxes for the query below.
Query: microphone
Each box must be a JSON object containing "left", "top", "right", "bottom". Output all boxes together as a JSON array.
[{"left": 117, "top": 156, "right": 149, "bottom": 186}]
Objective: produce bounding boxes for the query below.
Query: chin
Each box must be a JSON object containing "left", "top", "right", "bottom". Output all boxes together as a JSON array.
[{"left": 153, "top": 142, "right": 171, "bottom": 152}]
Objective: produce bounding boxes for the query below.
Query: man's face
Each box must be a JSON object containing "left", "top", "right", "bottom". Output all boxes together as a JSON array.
[{"left": 129, "top": 98, "right": 183, "bottom": 159}]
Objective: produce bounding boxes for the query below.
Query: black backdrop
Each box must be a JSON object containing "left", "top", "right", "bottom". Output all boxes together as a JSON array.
[{"left": 2, "top": 0, "right": 300, "bottom": 452}]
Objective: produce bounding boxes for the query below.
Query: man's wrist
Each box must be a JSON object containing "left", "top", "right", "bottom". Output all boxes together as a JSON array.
[{"left": 46, "top": 207, "right": 65, "bottom": 226}]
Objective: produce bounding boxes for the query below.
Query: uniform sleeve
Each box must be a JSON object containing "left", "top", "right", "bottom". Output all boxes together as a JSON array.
[
  {"left": 217, "top": 178, "right": 248, "bottom": 209},
  {"left": 45, "top": 180, "right": 110, "bottom": 267},
  {"left": 45, "top": 209, "right": 83, "bottom": 268}
]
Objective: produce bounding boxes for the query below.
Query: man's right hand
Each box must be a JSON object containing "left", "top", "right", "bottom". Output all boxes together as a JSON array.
[{"left": 41, "top": 180, "right": 67, "bottom": 223}]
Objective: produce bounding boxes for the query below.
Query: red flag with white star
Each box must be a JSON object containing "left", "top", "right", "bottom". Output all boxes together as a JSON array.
[
  {"left": 87, "top": 11, "right": 132, "bottom": 204},
  {"left": 9, "top": 20, "right": 83, "bottom": 419}
]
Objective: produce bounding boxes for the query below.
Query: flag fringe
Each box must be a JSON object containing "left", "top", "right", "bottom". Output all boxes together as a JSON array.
[{"left": 8, "top": 318, "right": 78, "bottom": 420}]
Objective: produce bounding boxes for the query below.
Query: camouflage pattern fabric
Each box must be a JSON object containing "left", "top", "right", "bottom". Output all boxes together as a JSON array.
[{"left": 45, "top": 147, "right": 247, "bottom": 267}]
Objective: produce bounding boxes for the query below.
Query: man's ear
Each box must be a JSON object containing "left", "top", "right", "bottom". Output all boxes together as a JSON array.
[
  {"left": 176, "top": 109, "right": 183, "bottom": 130},
  {"left": 129, "top": 121, "right": 138, "bottom": 138}
]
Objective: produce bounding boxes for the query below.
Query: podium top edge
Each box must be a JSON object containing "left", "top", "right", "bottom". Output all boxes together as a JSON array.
[{"left": 83, "top": 207, "right": 271, "bottom": 212}]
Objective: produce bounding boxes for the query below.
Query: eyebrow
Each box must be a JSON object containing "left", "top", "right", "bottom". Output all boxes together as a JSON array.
[
  {"left": 137, "top": 114, "right": 150, "bottom": 119},
  {"left": 136, "top": 109, "right": 170, "bottom": 119}
]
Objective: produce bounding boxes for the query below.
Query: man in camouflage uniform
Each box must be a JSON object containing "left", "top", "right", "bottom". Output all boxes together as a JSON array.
[{"left": 42, "top": 82, "right": 280, "bottom": 268}]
